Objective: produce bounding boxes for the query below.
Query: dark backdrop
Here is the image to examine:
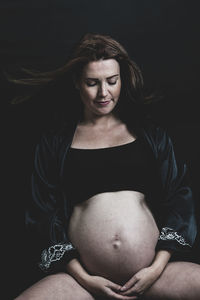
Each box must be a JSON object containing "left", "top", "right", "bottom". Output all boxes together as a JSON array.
[{"left": 1, "top": 1, "right": 200, "bottom": 298}]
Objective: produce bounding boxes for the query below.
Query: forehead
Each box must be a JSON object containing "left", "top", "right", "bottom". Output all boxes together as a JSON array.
[{"left": 82, "top": 59, "right": 120, "bottom": 77}]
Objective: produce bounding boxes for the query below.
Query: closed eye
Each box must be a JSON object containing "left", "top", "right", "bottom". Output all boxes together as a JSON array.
[
  {"left": 108, "top": 81, "right": 117, "bottom": 85},
  {"left": 86, "top": 82, "right": 97, "bottom": 87},
  {"left": 86, "top": 80, "right": 117, "bottom": 87}
]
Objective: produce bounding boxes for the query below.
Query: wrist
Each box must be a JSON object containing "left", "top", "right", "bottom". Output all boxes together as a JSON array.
[
  {"left": 76, "top": 271, "right": 93, "bottom": 287},
  {"left": 65, "top": 258, "right": 92, "bottom": 288},
  {"left": 151, "top": 250, "right": 173, "bottom": 275},
  {"left": 80, "top": 274, "right": 94, "bottom": 290},
  {"left": 150, "top": 262, "right": 165, "bottom": 276}
]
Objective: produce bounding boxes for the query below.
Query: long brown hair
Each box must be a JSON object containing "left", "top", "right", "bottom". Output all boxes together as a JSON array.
[{"left": 7, "top": 33, "right": 157, "bottom": 128}]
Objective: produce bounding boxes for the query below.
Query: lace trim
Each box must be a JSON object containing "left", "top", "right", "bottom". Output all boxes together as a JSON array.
[
  {"left": 39, "top": 242, "right": 76, "bottom": 270},
  {"left": 159, "top": 227, "right": 191, "bottom": 247}
]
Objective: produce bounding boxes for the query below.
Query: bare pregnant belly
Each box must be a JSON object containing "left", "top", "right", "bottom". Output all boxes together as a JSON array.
[{"left": 68, "top": 190, "right": 159, "bottom": 284}]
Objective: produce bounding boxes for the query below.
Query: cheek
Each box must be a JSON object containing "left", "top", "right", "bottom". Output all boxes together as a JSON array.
[
  {"left": 80, "top": 88, "right": 97, "bottom": 103},
  {"left": 113, "top": 83, "right": 121, "bottom": 98}
]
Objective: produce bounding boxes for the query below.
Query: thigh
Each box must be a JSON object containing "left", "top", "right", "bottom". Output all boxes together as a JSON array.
[
  {"left": 143, "top": 261, "right": 200, "bottom": 300},
  {"left": 14, "top": 272, "right": 96, "bottom": 300}
]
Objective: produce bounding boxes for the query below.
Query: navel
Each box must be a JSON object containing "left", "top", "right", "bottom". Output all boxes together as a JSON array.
[
  {"left": 112, "top": 240, "right": 121, "bottom": 249},
  {"left": 112, "top": 234, "right": 121, "bottom": 249}
]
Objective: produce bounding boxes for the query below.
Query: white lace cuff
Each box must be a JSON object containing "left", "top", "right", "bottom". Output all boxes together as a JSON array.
[
  {"left": 39, "top": 242, "right": 76, "bottom": 271},
  {"left": 158, "top": 227, "right": 191, "bottom": 247}
]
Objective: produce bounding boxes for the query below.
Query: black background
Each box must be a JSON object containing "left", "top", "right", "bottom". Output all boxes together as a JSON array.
[{"left": 1, "top": 0, "right": 200, "bottom": 298}]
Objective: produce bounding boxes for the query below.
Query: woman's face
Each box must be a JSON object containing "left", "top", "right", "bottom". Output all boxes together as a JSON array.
[{"left": 76, "top": 59, "right": 121, "bottom": 118}]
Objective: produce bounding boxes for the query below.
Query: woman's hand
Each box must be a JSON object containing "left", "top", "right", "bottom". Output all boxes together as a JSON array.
[
  {"left": 119, "top": 250, "right": 172, "bottom": 297},
  {"left": 118, "top": 266, "right": 161, "bottom": 297},
  {"left": 85, "top": 275, "right": 139, "bottom": 299}
]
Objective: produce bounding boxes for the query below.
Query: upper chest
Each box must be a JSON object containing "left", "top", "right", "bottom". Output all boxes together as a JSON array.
[{"left": 70, "top": 122, "right": 137, "bottom": 149}]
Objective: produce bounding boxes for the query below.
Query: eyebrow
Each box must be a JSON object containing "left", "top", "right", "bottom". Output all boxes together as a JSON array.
[{"left": 85, "top": 74, "right": 119, "bottom": 80}]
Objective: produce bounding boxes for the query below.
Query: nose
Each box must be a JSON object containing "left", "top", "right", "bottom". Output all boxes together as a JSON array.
[{"left": 98, "top": 83, "right": 108, "bottom": 98}]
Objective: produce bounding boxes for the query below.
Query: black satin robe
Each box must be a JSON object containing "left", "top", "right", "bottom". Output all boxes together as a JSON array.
[{"left": 25, "top": 121, "right": 197, "bottom": 272}]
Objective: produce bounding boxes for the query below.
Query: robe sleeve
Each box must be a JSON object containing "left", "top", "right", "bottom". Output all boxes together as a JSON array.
[
  {"left": 25, "top": 132, "right": 79, "bottom": 273},
  {"left": 155, "top": 127, "right": 197, "bottom": 254}
]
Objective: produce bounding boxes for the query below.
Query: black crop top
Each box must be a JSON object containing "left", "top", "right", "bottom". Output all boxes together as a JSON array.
[{"left": 63, "top": 138, "right": 160, "bottom": 206}]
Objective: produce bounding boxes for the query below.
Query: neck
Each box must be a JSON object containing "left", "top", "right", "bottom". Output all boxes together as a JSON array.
[{"left": 80, "top": 110, "right": 121, "bottom": 129}]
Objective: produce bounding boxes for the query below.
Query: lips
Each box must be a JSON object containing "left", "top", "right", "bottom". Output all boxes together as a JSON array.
[
  {"left": 96, "top": 100, "right": 110, "bottom": 103},
  {"left": 95, "top": 100, "right": 111, "bottom": 106}
]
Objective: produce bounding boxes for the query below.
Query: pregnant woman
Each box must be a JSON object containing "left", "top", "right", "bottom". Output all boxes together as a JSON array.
[{"left": 15, "top": 33, "right": 200, "bottom": 299}]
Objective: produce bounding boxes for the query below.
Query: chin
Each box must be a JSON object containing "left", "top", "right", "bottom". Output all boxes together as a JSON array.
[
  {"left": 95, "top": 104, "right": 117, "bottom": 115},
  {"left": 96, "top": 109, "right": 114, "bottom": 116}
]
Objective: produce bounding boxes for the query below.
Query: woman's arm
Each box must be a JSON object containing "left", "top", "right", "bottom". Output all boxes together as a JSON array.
[
  {"left": 26, "top": 132, "right": 78, "bottom": 273},
  {"left": 150, "top": 249, "right": 172, "bottom": 274},
  {"left": 154, "top": 127, "right": 197, "bottom": 254},
  {"left": 66, "top": 258, "right": 91, "bottom": 287}
]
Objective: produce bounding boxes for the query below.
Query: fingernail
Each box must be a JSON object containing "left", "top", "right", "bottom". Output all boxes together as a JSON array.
[{"left": 120, "top": 286, "right": 126, "bottom": 291}]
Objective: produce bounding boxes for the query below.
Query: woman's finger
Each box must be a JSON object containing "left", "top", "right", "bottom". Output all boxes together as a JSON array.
[
  {"left": 120, "top": 276, "right": 139, "bottom": 292},
  {"left": 108, "top": 282, "right": 123, "bottom": 292},
  {"left": 106, "top": 288, "right": 138, "bottom": 300},
  {"left": 119, "top": 282, "right": 141, "bottom": 296}
]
